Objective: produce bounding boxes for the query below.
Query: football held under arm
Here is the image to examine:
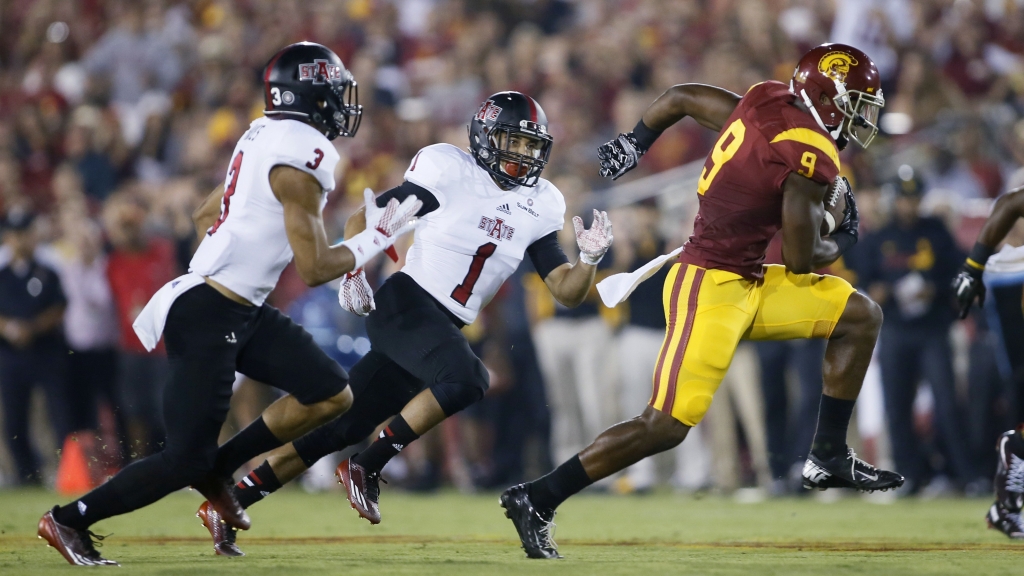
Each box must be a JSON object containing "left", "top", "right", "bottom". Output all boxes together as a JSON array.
[{"left": 780, "top": 172, "right": 856, "bottom": 273}]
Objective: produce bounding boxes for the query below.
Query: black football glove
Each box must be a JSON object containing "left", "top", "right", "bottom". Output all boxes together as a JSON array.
[
  {"left": 598, "top": 133, "right": 645, "bottom": 180},
  {"left": 952, "top": 263, "right": 985, "bottom": 319},
  {"left": 836, "top": 180, "right": 858, "bottom": 237},
  {"left": 830, "top": 181, "right": 859, "bottom": 255}
]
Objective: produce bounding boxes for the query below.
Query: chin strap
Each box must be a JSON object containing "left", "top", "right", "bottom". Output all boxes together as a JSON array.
[{"left": 792, "top": 81, "right": 845, "bottom": 142}]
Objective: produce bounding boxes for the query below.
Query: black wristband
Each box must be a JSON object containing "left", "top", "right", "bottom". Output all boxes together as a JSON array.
[
  {"left": 632, "top": 119, "right": 663, "bottom": 152},
  {"left": 966, "top": 242, "right": 994, "bottom": 271},
  {"left": 832, "top": 230, "right": 857, "bottom": 256}
]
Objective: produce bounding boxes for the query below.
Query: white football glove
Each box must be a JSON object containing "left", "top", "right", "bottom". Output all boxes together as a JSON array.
[
  {"left": 338, "top": 268, "right": 375, "bottom": 316},
  {"left": 342, "top": 188, "right": 422, "bottom": 269},
  {"left": 573, "top": 209, "right": 614, "bottom": 265}
]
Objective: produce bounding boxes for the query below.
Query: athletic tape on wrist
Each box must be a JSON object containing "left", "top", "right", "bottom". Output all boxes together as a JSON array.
[{"left": 341, "top": 229, "right": 387, "bottom": 270}]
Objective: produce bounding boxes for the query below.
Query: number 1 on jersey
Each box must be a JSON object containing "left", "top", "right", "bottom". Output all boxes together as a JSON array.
[
  {"left": 697, "top": 119, "right": 746, "bottom": 195},
  {"left": 451, "top": 243, "right": 497, "bottom": 306},
  {"left": 210, "top": 151, "right": 243, "bottom": 235}
]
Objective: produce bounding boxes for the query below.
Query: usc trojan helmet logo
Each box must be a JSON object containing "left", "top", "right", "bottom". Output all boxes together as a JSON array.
[{"left": 817, "top": 51, "right": 859, "bottom": 84}]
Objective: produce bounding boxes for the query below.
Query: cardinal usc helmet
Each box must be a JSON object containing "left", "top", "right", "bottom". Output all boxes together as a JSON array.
[
  {"left": 791, "top": 43, "right": 884, "bottom": 149},
  {"left": 468, "top": 92, "right": 553, "bottom": 188},
  {"left": 263, "top": 42, "right": 362, "bottom": 140}
]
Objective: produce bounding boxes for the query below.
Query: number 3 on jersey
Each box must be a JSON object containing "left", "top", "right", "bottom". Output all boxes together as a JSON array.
[
  {"left": 210, "top": 151, "right": 243, "bottom": 235},
  {"left": 697, "top": 119, "right": 746, "bottom": 195}
]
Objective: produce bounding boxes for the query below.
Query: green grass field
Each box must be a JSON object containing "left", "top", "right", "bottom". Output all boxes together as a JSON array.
[{"left": 1, "top": 487, "right": 1021, "bottom": 575}]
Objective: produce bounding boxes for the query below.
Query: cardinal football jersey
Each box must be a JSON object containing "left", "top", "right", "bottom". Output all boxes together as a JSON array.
[
  {"left": 678, "top": 80, "right": 841, "bottom": 280},
  {"left": 401, "top": 144, "right": 566, "bottom": 325},
  {"left": 190, "top": 117, "right": 340, "bottom": 305}
]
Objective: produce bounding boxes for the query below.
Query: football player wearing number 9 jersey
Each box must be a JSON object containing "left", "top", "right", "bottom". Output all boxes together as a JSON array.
[
  {"left": 502, "top": 43, "right": 905, "bottom": 559},
  {"left": 188, "top": 91, "right": 613, "bottom": 557},
  {"left": 37, "top": 42, "right": 424, "bottom": 566}
]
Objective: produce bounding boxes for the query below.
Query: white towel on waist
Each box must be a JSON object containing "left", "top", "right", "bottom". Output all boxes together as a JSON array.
[
  {"left": 596, "top": 246, "right": 684, "bottom": 307},
  {"left": 132, "top": 273, "right": 206, "bottom": 352}
]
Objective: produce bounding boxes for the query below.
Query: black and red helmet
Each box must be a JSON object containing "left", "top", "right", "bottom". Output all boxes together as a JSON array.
[
  {"left": 791, "top": 43, "right": 884, "bottom": 148},
  {"left": 263, "top": 42, "right": 362, "bottom": 140},
  {"left": 468, "top": 91, "right": 553, "bottom": 188}
]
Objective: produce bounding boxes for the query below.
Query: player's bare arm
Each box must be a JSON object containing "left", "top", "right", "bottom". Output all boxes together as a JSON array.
[
  {"left": 599, "top": 84, "right": 740, "bottom": 180},
  {"left": 643, "top": 83, "right": 741, "bottom": 132},
  {"left": 953, "top": 185, "right": 1024, "bottom": 318},
  {"left": 273, "top": 167, "right": 420, "bottom": 287},
  {"left": 192, "top": 183, "right": 225, "bottom": 242},
  {"left": 780, "top": 172, "right": 846, "bottom": 273},
  {"left": 542, "top": 210, "right": 614, "bottom": 307},
  {"left": 273, "top": 165, "right": 358, "bottom": 285}
]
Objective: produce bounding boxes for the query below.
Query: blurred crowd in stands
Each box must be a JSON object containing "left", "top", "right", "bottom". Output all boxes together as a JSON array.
[{"left": 1, "top": 0, "right": 1024, "bottom": 500}]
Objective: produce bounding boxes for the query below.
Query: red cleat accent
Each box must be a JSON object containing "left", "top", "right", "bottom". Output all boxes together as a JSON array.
[
  {"left": 336, "top": 458, "right": 382, "bottom": 524},
  {"left": 37, "top": 507, "right": 119, "bottom": 566},
  {"left": 191, "top": 474, "right": 251, "bottom": 530},
  {"left": 197, "top": 501, "right": 245, "bottom": 556}
]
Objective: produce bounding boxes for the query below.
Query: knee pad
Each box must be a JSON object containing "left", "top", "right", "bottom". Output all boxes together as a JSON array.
[{"left": 429, "top": 359, "right": 489, "bottom": 417}]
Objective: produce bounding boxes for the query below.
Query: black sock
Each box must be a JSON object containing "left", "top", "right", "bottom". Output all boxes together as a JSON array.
[
  {"left": 810, "top": 394, "right": 855, "bottom": 459},
  {"left": 214, "top": 416, "right": 283, "bottom": 477},
  {"left": 233, "top": 460, "right": 283, "bottom": 509},
  {"left": 351, "top": 415, "right": 419, "bottom": 473},
  {"left": 1008, "top": 428, "right": 1024, "bottom": 456},
  {"left": 527, "top": 455, "right": 593, "bottom": 513}
]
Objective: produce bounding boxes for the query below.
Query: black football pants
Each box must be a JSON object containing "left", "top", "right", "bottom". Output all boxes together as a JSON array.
[
  {"left": 294, "top": 272, "right": 488, "bottom": 466},
  {"left": 63, "top": 283, "right": 347, "bottom": 529}
]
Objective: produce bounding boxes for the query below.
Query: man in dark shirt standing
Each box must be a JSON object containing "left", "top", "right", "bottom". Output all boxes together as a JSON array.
[
  {"left": 857, "top": 171, "right": 974, "bottom": 495},
  {"left": 0, "top": 209, "right": 68, "bottom": 484}
]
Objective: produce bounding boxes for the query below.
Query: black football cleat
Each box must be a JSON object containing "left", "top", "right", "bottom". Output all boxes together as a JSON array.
[
  {"left": 37, "top": 507, "right": 119, "bottom": 566},
  {"left": 987, "top": 503, "right": 1024, "bottom": 539},
  {"left": 500, "top": 483, "right": 562, "bottom": 559},
  {"left": 994, "top": 430, "right": 1024, "bottom": 512},
  {"left": 197, "top": 501, "right": 244, "bottom": 557},
  {"left": 336, "top": 458, "right": 383, "bottom": 524},
  {"left": 802, "top": 448, "right": 904, "bottom": 492},
  {"left": 191, "top": 473, "right": 251, "bottom": 530}
]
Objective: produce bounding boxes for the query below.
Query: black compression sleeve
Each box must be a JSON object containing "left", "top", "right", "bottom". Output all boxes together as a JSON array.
[
  {"left": 375, "top": 181, "right": 440, "bottom": 217},
  {"left": 527, "top": 231, "right": 570, "bottom": 280}
]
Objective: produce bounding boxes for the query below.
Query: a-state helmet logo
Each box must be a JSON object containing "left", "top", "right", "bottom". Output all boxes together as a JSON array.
[
  {"left": 817, "top": 51, "right": 858, "bottom": 84},
  {"left": 475, "top": 100, "right": 502, "bottom": 122},
  {"left": 479, "top": 215, "right": 514, "bottom": 241},
  {"left": 299, "top": 59, "right": 343, "bottom": 85}
]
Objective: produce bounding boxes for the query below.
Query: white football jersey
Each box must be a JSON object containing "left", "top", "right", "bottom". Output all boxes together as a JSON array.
[
  {"left": 402, "top": 144, "right": 566, "bottom": 324},
  {"left": 190, "top": 117, "right": 340, "bottom": 305}
]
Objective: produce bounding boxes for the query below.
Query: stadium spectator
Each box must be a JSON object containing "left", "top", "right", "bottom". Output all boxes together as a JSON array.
[
  {"left": 0, "top": 208, "right": 68, "bottom": 485},
  {"left": 102, "top": 192, "right": 177, "bottom": 458},
  {"left": 856, "top": 171, "right": 976, "bottom": 496},
  {"left": 56, "top": 214, "right": 125, "bottom": 457}
]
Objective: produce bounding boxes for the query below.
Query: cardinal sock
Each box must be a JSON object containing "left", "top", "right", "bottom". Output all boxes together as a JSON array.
[
  {"left": 233, "top": 461, "right": 283, "bottom": 509},
  {"left": 527, "top": 455, "right": 593, "bottom": 514},
  {"left": 213, "top": 417, "right": 283, "bottom": 477},
  {"left": 351, "top": 415, "right": 419, "bottom": 473},
  {"left": 810, "top": 394, "right": 855, "bottom": 460}
]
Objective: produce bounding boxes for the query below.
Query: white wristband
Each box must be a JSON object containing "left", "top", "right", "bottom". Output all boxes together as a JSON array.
[
  {"left": 579, "top": 251, "right": 604, "bottom": 266},
  {"left": 341, "top": 228, "right": 387, "bottom": 270}
]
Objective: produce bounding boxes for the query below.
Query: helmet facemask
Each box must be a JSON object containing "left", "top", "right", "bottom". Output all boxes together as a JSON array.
[
  {"left": 479, "top": 122, "right": 552, "bottom": 188},
  {"left": 314, "top": 77, "right": 362, "bottom": 140},
  {"left": 832, "top": 83, "right": 884, "bottom": 148}
]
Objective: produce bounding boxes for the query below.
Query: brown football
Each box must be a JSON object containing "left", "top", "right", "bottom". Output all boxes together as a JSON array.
[{"left": 822, "top": 177, "right": 848, "bottom": 236}]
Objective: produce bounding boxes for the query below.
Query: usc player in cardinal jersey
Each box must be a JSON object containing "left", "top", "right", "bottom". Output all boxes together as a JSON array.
[{"left": 501, "top": 43, "right": 904, "bottom": 559}]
